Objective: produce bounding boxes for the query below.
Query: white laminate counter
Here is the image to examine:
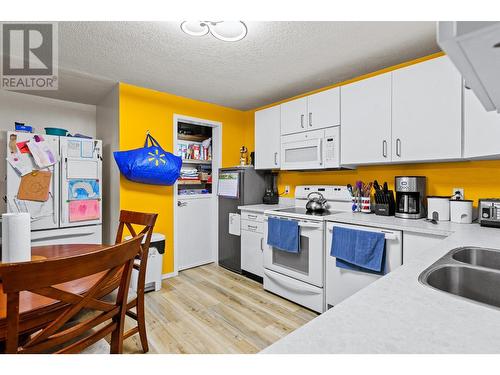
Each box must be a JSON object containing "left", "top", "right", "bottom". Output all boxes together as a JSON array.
[
  {"left": 262, "top": 213, "right": 500, "bottom": 354},
  {"left": 324, "top": 212, "right": 461, "bottom": 236}
]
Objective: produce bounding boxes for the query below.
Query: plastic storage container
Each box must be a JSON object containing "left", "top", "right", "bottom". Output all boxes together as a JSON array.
[
  {"left": 427, "top": 196, "right": 450, "bottom": 221},
  {"left": 450, "top": 200, "right": 473, "bottom": 224},
  {"left": 45, "top": 127, "right": 68, "bottom": 136}
]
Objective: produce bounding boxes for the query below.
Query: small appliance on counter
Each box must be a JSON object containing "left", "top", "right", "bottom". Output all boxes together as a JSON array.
[
  {"left": 478, "top": 199, "right": 500, "bottom": 227},
  {"left": 450, "top": 199, "right": 473, "bottom": 224},
  {"left": 262, "top": 172, "right": 279, "bottom": 205},
  {"left": 373, "top": 180, "right": 395, "bottom": 216},
  {"left": 427, "top": 196, "right": 451, "bottom": 221},
  {"left": 395, "top": 176, "right": 426, "bottom": 219}
]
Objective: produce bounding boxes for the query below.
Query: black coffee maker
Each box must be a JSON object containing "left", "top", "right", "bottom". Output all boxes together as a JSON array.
[{"left": 263, "top": 172, "right": 279, "bottom": 205}]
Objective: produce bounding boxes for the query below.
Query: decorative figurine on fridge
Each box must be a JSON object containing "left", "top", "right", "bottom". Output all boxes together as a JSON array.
[{"left": 239, "top": 145, "right": 248, "bottom": 166}]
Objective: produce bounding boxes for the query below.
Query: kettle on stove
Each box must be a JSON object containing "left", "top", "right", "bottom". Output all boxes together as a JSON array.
[{"left": 306, "top": 192, "right": 328, "bottom": 212}]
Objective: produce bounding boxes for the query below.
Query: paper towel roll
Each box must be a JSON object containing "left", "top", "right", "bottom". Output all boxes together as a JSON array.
[{"left": 1, "top": 213, "right": 31, "bottom": 263}]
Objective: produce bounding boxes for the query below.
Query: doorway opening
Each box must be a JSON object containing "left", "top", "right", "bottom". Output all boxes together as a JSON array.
[{"left": 173, "top": 114, "right": 222, "bottom": 275}]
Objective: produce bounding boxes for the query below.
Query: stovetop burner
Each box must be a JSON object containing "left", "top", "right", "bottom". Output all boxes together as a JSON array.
[{"left": 275, "top": 207, "right": 332, "bottom": 217}]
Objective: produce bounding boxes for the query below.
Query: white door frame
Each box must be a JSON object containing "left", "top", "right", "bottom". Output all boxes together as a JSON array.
[{"left": 171, "top": 114, "right": 222, "bottom": 278}]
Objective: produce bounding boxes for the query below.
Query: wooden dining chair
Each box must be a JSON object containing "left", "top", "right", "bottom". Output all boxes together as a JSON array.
[
  {"left": 114, "top": 210, "right": 158, "bottom": 353},
  {"left": 0, "top": 235, "right": 144, "bottom": 354}
]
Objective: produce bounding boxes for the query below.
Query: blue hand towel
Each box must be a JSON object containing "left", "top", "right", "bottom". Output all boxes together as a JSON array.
[
  {"left": 267, "top": 217, "right": 300, "bottom": 253},
  {"left": 330, "top": 226, "right": 386, "bottom": 274}
]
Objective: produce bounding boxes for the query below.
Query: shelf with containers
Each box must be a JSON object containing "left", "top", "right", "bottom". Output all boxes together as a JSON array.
[{"left": 177, "top": 122, "right": 213, "bottom": 196}]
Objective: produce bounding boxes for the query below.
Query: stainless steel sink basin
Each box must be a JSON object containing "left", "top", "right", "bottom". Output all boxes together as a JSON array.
[
  {"left": 422, "top": 265, "right": 500, "bottom": 308},
  {"left": 419, "top": 247, "right": 500, "bottom": 310},
  {"left": 452, "top": 247, "right": 500, "bottom": 271}
]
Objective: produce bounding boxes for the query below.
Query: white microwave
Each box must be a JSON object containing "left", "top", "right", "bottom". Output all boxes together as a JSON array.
[{"left": 280, "top": 126, "right": 340, "bottom": 170}]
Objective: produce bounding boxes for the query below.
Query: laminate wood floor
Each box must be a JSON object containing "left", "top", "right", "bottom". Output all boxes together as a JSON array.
[{"left": 121, "top": 263, "right": 318, "bottom": 354}]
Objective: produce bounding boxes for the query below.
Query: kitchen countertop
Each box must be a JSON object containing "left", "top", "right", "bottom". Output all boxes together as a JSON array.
[
  {"left": 262, "top": 215, "right": 500, "bottom": 353},
  {"left": 324, "top": 212, "right": 463, "bottom": 236},
  {"left": 238, "top": 203, "right": 292, "bottom": 214}
]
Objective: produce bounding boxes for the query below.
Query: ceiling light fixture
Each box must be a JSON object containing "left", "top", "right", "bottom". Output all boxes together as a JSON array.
[{"left": 180, "top": 21, "right": 247, "bottom": 42}]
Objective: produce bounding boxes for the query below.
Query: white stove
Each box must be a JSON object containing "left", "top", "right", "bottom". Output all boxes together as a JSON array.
[{"left": 262, "top": 185, "right": 352, "bottom": 313}]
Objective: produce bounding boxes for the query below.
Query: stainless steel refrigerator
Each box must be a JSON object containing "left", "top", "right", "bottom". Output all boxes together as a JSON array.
[{"left": 218, "top": 166, "right": 267, "bottom": 273}]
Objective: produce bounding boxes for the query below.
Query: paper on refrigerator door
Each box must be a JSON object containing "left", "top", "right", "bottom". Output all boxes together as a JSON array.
[
  {"left": 24, "top": 195, "right": 54, "bottom": 219},
  {"left": 81, "top": 140, "right": 94, "bottom": 158},
  {"left": 66, "top": 139, "right": 82, "bottom": 158},
  {"left": 27, "top": 137, "right": 57, "bottom": 168},
  {"left": 6, "top": 153, "right": 32, "bottom": 176},
  {"left": 229, "top": 213, "right": 241, "bottom": 236},
  {"left": 68, "top": 199, "right": 100, "bottom": 222}
]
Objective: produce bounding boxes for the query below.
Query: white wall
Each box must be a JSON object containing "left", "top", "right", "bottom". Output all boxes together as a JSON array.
[
  {"left": 0, "top": 90, "right": 97, "bottom": 213},
  {"left": 96, "top": 85, "right": 120, "bottom": 244}
]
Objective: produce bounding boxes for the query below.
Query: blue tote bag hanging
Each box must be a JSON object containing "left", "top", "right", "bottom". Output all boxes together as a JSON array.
[{"left": 113, "top": 133, "right": 182, "bottom": 186}]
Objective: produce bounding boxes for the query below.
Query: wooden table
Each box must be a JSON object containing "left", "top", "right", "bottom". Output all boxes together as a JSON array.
[{"left": 0, "top": 244, "right": 109, "bottom": 340}]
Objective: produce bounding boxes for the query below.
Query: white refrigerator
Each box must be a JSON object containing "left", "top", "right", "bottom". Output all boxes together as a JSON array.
[{"left": 6, "top": 131, "right": 103, "bottom": 246}]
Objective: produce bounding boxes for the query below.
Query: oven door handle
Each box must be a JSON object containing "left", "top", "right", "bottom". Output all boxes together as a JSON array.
[
  {"left": 264, "top": 217, "right": 322, "bottom": 229},
  {"left": 328, "top": 227, "right": 397, "bottom": 240},
  {"left": 263, "top": 270, "right": 320, "bottom": 295},
  {"left": 298, "top": 222, "right": 322, "bottom": 229}
]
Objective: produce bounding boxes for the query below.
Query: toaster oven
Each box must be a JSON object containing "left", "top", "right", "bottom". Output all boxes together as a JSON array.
[{"left": 479, "top": 199, "right": 500, "bottom": 228}]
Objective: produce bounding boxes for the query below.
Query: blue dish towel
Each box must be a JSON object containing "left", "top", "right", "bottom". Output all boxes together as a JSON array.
[
  {"left": 267, "top": 217, "right": 300, "bottom": 253},
  {"left": 330, "top": 226, "right": 386, "bottom": 274}
]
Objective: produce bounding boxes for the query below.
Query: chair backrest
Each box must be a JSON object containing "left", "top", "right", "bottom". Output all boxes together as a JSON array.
[
  {"left": 115, "top": 210, "right": 158, "bottom": 292},
  {"left": 0, "top": 235, "right": 144, "bottom": 354}
]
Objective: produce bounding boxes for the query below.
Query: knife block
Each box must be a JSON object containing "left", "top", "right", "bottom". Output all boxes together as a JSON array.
[{"left": 374, "top": 190, "right": 396, "bottom": 216}]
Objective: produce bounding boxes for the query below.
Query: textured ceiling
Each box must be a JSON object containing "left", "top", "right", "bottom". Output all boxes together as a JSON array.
[{"left": 14, "top": 21, "right": 440, "bottom": 110}]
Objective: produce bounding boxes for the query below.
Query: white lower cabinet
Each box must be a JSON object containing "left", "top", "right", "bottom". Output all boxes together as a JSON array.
[
  {"left": 241, "top": 230, "right": 264, "bottom": 277},
  {"left": 240, "top": 210, "right": 264, "bottom": 277},
  {"left": 403, "top": 231, "right": 448, "bottom": 264}
]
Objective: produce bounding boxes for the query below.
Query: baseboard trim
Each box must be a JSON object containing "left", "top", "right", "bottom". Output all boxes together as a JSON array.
[{"left": 162, "top": 271, "right": 178, "bottom": 279}]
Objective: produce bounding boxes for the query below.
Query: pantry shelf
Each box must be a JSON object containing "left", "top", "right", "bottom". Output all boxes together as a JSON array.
[
  {"left": 182, "top": 159, "right": 212, "bottom": 165},
  {"left": 178, "top": 179, "right": 203, "bottom": 185},
  {"left": 178, "top": 134, "right": 209, "bottom": 142}
]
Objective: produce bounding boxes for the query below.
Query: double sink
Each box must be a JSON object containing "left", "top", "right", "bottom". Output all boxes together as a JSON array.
[{"left": 419, "top": 247, "right": 500, "bottom": 309}]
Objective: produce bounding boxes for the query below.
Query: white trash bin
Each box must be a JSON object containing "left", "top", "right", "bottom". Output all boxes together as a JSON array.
[{"left": 127, "top": 233, "right": 165, "bottom": 292}]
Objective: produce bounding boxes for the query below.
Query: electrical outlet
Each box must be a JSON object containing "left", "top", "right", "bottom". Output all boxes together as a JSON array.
[
  {"left": 284, "top": 185, "right": 290, "bottom": 195},
  {"left": 452, "top": 187, "right": 464, "bottom": 200}
]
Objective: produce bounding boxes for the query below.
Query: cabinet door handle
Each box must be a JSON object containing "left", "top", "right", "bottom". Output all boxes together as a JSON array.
[
  {"left": 300, "top": 114, "right": 304, "bottom": 128},
  {"left": 396, "top": 138, "right": 401, "bottom": 157},
  {"left": 260, "top": 237, "right": 264, "bottom": 251},
  {"left": 309, "top": 112, "right": 312, "bottom": 127},
  {"left": 248, "top": 214, "right": 257, "bottom": 219},
  {"left": 382, "top": 140, "right": 387, "bottom": 158},
  {"left": 247, "top": 225, "right": 258, "bottom": 230},
  {"left": 274, "top": 152, "right": 278, "bottom": 166}
]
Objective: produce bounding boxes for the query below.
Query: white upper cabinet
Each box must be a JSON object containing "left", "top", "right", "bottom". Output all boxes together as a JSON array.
[
  {"left": 392, "top": 56, "right": 462, "bottom": 162},
  {"left": 341, "top": 73, "right": 392, "bottom": 165},
  {"left": 281, "top": 88, "right": 340, "bottom": 135},
  {"left": 280, "top": 97, "right": 308, "bottom": 135},
  {"left": 464, "top": 84, "right": 500, "bottom": 159},
  {"left": 307, "top": 87, "right": 340, "bottom": 130},
  {"left": 255, "top": 105, "right": 281, "bottom": 169}
]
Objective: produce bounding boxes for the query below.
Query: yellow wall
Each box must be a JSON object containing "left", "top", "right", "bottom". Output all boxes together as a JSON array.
[
  {"left": 274, "top": 161, "right": 500, "bottom": 205},
  {"left": 246, "top": 52, "right": 500, "bottom": 205},
  {"left": 119, "top": 83, "right": 252, "bottom": 274}
]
